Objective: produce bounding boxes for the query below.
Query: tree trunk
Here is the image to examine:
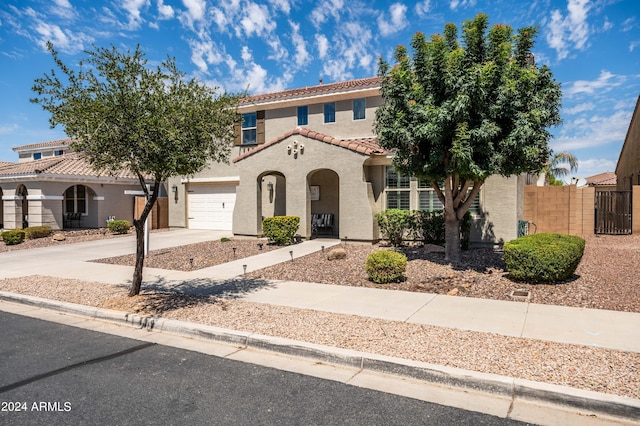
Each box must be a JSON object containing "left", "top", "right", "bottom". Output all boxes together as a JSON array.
[
  {"left": 129, "top": 218, "right": 146, "bottom": 296},
  {"left": 444, "top": 214, "right": 461, "bottom": 264}
]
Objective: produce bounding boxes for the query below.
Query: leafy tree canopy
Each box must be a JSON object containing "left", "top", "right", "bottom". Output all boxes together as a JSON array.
[
  {"left": 31, "top": 42, "right": 240, "bottom": 295},
  {"left": 374, "top": 13, "right": 562, "bottom": 261}
]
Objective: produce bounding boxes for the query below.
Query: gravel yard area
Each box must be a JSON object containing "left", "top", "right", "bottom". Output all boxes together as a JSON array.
[
  {"left": 1, "top": 232, "right": 639, "bottom": 399},
  {"left": 92, "top": 238, "right": 277, "bottom": 271},
  {"left": 0, "top": 229, "right": 134, "bottom": 252},
  {"left": 0, "top": 275, "right": 638, "bottom": 399}
]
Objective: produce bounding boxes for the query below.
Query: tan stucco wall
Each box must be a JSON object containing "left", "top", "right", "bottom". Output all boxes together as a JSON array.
[
  {"left": 1, "top": 180, "right": 141, "bottom": 230},
  {"left": 616, "top": 97, "right": 640, "bottom": 190},
  {"left": 232, "top": 134, "right": 377, "bottom": 240},
  {"left": 261, "top": 95, "right": 382, "bottom": 142},
  {"left": 475, "top": 175, "right": 522, "bottom": 244}
]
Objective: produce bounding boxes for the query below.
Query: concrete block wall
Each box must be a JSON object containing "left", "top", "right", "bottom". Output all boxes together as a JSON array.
[{"left": 523, "top": 186, "right": 595, "bottom": 236}]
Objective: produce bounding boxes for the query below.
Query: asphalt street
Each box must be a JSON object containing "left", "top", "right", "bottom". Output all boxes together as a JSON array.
[{"left": 0, "top": 311, "right": 528, "bottom": 425}]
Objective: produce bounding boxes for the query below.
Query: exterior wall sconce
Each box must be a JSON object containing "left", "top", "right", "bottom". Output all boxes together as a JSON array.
[{"left": 171, "top": 184, "right": 178, "bottom": 203}]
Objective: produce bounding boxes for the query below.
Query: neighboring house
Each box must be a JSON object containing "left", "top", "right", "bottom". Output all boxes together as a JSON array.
[
  {"left": 584, "top": 172, "right": 617, "bottom": 191},
  {"left": 0, "top": 139, "right": 152, "bottom": 230},
  {"left": 168, "top": 77, "right": 526, "bottom": 246},
  {"left": 616, "top": 95, "right": 640, "bottom": 190}
]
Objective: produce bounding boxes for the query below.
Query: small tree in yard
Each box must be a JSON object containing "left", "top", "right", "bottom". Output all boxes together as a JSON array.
[
  {"left": 375, "top": 14, "right": 562, "bottom": 263},
  {"left": 32, "top": 43, "right": 240, "bottom": 296}
]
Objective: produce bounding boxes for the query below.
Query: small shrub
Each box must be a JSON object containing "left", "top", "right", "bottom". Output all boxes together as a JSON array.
[
  {"left": 503, "top": 233, "right": 585, "bottom": 283},
  {"left": 375, "top": 209, "right": 412, "bottom": 247},
  {"left": 24, "top": 226, "right": 53, "bottom": 239},
  {"left": 220, "top": 237, "right": 231, "bottom": 242},
  {"left": 411, "top": 210, "right": 445, "bottom": 245},
  {"left": 107, "top": 219, "right": 131, "bottom": 234},
  {"left": 262, "top": 216, "right": 300, "bottom": 245},
  {"left": 365, "top": 250, "right": 407, "bottom": 284},
  {"left": 2, "top": 230, "right": 26, "bottom": 245}
]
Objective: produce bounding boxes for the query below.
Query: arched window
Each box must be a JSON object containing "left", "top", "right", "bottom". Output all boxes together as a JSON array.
[{"left": 64, "top": 185, "right": 87, "bottom": 214}]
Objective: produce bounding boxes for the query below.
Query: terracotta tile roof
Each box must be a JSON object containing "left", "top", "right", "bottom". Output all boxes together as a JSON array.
[
  {"left": 12, "top": 138, "right": 73, "bottom": 152},
  {"left": 233, "top": 127, "right": 387, "bottom": 163},
  {"left": 0, "top": 161, "right": 14, "bottom": 169},
  {"left": 585, "top": 171, "right": 617, "bottom": 186},
  {"left": 241, "top": 76, "right": 382, "bottom": 106},
  {"left": 0, "top": 152, "right": 139, "bottom": 180}
]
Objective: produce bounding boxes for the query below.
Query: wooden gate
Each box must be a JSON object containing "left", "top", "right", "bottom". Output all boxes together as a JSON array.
[{"left": 595, "top": 191, "right": 631, "bottom": 234}]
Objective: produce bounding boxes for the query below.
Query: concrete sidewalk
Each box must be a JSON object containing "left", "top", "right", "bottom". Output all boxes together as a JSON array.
[
  {"left": 1, "top": 229, "right": 639, "bottom": 424},
  {"left": 0, "top": 228, "right": 638, "bottom": 353}
]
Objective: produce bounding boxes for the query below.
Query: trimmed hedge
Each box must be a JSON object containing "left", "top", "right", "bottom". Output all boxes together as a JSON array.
[
  {"left": 24, "top": 226, "right": 53, "bottom": 239},
  {"left": 107, "top": 219, "right": 131, "bottom": 234},
  {"left": 365, "top": 250, "right": 407, "bottom": 284},
  {"left": 262, "top": 216, "right": 300, "bottom": 245},
  {"left": 2, "top": 230, "right": 26, "bottom": 245},
  {"left": 503, "top": 233, "right": 585, "bottom": 283}
]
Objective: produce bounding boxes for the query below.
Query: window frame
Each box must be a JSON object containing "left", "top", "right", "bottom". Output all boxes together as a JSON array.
[
  {"left": 33, "top": 152, "right": 42, "bottom": 160},
  {"left": 297, "top": 106, "right": 308, "bottom": 126},
  {"left": 385, "top": 166, "right": 410, "bottom": 210},
  {"left": 241, "top": 112, "right": 257, "bottom": 145},
  {"left": 64, "top": 185, "right": 88, "bottom": 215},
  {"left": 323, "top": 102, "right": 336, "bottom": 123},
  {"left": 353, "top": 98, "right": 366, "bottom": 120}
]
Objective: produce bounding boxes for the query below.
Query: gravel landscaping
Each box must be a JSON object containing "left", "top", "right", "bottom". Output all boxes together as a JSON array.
[{"left": 0, "top": 231, "right": 639, "bottom": 399}]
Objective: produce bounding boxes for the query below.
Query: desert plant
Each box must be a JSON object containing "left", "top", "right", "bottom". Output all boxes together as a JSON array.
[
  {"left": 107, "top": 219, "right": 131, "bottom": 234},
  {"left": 365, "top": 250, "right": 407, "bottom": 284},
  {"left": 2, "top": 230, "right": 26, "bottom": 245},
  {"left": 411, "top": 210, "right": 445, "bottom": 245},
  {"left": 503, "top": 233, "right": 585, "bottom": 283},
  {"left": 375, "top": 209, "right": 412, "bottom": 246},
  {"left": 220, "top": 237, "right": 231, "bottom": 242},
  {"left": 262, "top": 216, "right": 300, "bottom": 245},
  {"left": 24, "top": 226, "right": 53, "bottom": 239}
]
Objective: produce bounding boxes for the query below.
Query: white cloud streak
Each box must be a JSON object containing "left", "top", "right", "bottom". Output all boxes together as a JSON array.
[
  {"left": 377, "top": 3, "right": 408, "bottom": 37},
  {"left": 546, "top": 0, "right": 592, "bottom": 60},
  {"left": 564, "top": 70, "right": 626, "bottom": 97}
]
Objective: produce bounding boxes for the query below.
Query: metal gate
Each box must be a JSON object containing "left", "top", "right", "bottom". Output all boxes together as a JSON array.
[{"left": 595, "top": 191, "right": 631, "bottom": 234}]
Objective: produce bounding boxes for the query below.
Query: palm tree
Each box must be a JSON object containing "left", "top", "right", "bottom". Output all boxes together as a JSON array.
[{"left": 543, "top": 151, "right": 579, "bottom": 186}]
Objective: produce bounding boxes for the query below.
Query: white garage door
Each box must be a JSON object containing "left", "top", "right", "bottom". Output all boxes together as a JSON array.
[{"left": 187, "top": 184, "right": 236, "bottom": 230}]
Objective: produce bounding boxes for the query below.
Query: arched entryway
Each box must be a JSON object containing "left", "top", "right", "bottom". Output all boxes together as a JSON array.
[
  {"left": 62, "top": 184, "right": 97, "bottom": 228},
  {"left": 258, "top": 172, "right": 286, "bottom": 229},
  {"left": 16, "top": 185, "right": 28, "bottom": 229},
  {"left": 307, "top": 169, "right": 339, "bottom": 237}
]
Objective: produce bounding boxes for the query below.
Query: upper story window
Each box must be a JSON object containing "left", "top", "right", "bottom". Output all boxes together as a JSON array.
[
  {"left": 353, "top": 98, "right": 366, "bottom": 120},
  {"left": 54, "top": 150, "right": 64, "bottom": 156},
  {"left": 33, "top": 152, "right": 42, "bottom": 160},
  {"left": 323, "top": 102, "right": 335, "bottom": 123},
  {"left": 241, "top": 112, "right": 257, "bottom": 144},
  {"left": 297, "top": 106, "right": 308, "bottom": 126}
]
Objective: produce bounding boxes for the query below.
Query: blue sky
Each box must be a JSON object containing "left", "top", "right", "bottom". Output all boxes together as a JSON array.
[{"left": 1, "top": 0, "right": 639, "bottom": 180}]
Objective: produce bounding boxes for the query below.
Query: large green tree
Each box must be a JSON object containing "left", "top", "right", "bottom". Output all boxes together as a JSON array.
[
  {"left": 375, "top": 14, "right": 562, "bottom": 262},
  {"left": 32, "top": 43, "right": 240, "bottom": 296}
]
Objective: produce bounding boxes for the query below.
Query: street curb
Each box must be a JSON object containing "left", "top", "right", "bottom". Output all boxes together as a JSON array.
[{"left": 2, "top": 291, "right": 639, "bottom": 422}]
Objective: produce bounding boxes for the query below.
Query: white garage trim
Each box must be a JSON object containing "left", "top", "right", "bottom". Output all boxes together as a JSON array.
[{"left": 187, "top": 183, "right": 237, "bottom": 231}]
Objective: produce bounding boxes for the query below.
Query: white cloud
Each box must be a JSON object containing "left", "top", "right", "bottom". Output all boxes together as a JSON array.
[
  {"left": 564, "top": 70, "right": 626, "bottom": 97},
  {"left": 377, "top": 3, "right": 408, "bottom": 37},
  {"left": 630, "top": 41, "right": 640, "bottom": 52},
  {"left": 602, "top": 17, "right": 612, "bottom": 31},
  {"left": 415, "top": 0, "right": 432, "bottom": 17},
  {"left": 33, "top": 21, "right": 92, "bottom": 54},
  {"left": 157, "top": 0, "right": 174, "bottom": 19},
  {"left": 0, "top": 123, "right": 19, "bottom": 135},
  {"left": 552, "top": 109, "right": 631, "bottom": 151},
  {"left": 310, "top": 0, "right": 344, "bottom": 30},
  {"left": 187, "top": 36, "right": 226, "bottom": 72},
  {"left": 183, "top": 0, "right": 206, "bottom": 22},
  {"left": 564, "top": 102, "right": 595, "bottom": 115},
  {"left": 269, "top": 0, "right": 292, "bottom": 15},
  {"left": 50, "top": 0, "right": 76, "bottom": 19},
  {"left": 240, "top": 2, "right": 276, "bottom": 37},
  {"left": 545, "top": 0, "right": 592, "bottom": 60},
  {"left": 449, "top": 0, "right": 476, "bottom": 11},
  {"left": 121, "top": 0, "right": 150, "bottom": 30},
  {"left": 570, "top": 157, "right": 617, "bottom": 179},
  {"left": 290, "top": 21, "right": 310, "bottom": 68},
  {"left": 266, "top": 37, "right": 288, "bottom": 62},
  {"left": 241, "top": 45, "right": 252, "bottom": 62},
  {"left": 622, "top": 17, "right": 636, "bottom": 32},
  {"left": 316, "top": 34, "right": 329, "bottom": 59}
]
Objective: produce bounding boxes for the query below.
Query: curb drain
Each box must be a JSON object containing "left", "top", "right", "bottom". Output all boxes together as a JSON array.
[{"left": 510, "top": 289, "right": 531, "bottom": 301}]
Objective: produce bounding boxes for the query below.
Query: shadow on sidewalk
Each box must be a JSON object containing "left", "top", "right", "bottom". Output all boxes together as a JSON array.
[{"left": 140, "top": 276, "right": 277, "bottom": 298}]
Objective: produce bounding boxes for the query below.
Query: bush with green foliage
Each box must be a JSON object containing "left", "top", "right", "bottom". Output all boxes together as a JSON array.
[
  {"left": 365, "top": 250, "right": 407, "bottom": 284},
  {"left": 220, "top": 237, "right": 231, "bottom": 242},
  {"left": 411, "top": 210, "right": 445, "bottom": 245},
  {"left": 2, "top": 230, "right": 26, "bottom": 245},
  {"left": 375, "top": 209, "right": 412, "bottom": 247},
  {"left": 24, "top": 226, "right": 53, "bottom": 239},
  {"left": 107, "top": 219, "right": 131, "bottom": 234},
  {"left": 262, "top": 216, "right": 300, "bottom": 245},
  {"left": 503, "top": 233, "right": 585, "bottom": 283}
]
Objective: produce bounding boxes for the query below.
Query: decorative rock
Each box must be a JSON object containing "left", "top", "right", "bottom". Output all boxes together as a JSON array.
[
  {"left": 52, "top": 233, "right": 66, "bottom": 242},
  {"left": 327, "top": 247, "right": 347, "bottom": 260},
  {"left": 447, "top": 287, "right": 459, "bottom": 296}
]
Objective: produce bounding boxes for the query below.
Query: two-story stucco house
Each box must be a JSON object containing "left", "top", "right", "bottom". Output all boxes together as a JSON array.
[{"left": 169, "top": 77, "right": 526, "bottom": 246}]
